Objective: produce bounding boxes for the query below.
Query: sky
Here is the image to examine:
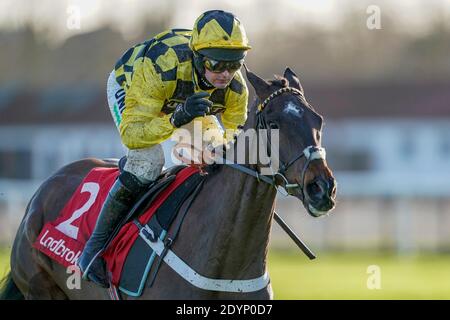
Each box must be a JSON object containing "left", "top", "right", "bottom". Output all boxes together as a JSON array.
[{"left": 0, "top": 0, "right": 449, "bottom": 44}]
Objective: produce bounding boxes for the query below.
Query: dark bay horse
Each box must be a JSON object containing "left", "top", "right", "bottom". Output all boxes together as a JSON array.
[{"left": 1, "top": 67, "right": 336, "bottom": 299}]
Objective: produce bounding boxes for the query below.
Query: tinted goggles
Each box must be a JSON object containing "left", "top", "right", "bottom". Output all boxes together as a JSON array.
[{"left": 203, "top": 57, "right": 244, "bottom": 73}]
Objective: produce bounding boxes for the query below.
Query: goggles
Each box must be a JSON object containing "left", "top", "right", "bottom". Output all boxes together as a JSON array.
[{"left": 202, "top": 56, "right": 244, "bottom": 73}]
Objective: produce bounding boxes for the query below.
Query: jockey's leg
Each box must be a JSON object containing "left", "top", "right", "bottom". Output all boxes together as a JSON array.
[
  {"left": 78, "top": 144, "right": 165, "bottom": 288},
  {"left": 77, "top": 70, "right": 165, "bottom": 287}
]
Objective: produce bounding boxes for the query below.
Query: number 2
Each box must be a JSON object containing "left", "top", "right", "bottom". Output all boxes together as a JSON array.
[{"left": 55, "top": 182, "right": 100, "bottom": 239}]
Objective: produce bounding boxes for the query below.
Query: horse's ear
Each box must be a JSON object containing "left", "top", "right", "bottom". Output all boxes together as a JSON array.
[
  {"left": 243, "top": 64, "right": 271, "bottom": 99},
  {"left": 283, "top": 67, "right": 304, "bottom": 93}
]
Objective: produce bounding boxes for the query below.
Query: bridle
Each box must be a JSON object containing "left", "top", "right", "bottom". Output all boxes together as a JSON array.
[
  {"left": 171, "top": 84, "right": 324, "bottom": 262},
  {"left": 227, "top": 86, "right": 327, "bottom": 200}
]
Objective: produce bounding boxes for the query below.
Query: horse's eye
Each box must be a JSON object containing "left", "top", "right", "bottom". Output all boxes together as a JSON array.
[{"left": 269, "top": 122, "right": 279, "bottom": 130}]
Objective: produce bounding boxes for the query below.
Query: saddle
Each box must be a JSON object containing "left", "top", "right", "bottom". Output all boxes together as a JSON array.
[
  {"left": 105, "top": 157, "right": 188, "bottom": 243},
  {"left": 103, "top": 157, "right": 207, "bottom": 295}
]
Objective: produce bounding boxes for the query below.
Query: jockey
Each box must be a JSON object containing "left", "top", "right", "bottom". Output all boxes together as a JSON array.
[{"left": 77, "top": 10, "right": 251, "bottom": 287}]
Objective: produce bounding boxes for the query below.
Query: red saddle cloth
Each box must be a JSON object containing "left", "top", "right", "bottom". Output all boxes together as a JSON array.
[{"left": 33, "top": 166, "right": 199, "bottom": 285}]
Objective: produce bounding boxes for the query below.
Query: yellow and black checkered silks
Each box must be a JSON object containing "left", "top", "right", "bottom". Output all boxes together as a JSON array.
[
  {"left": 189, "top": 10, "right": 251, "bottom": 51},
  {"left": 114, "top": 28, "right": 248, "bottom": 150}
]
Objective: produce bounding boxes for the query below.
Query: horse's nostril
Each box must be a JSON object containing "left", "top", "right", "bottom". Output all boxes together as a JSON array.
[{"left": 307, "top": 181, "right": 323, "bottom": 198}]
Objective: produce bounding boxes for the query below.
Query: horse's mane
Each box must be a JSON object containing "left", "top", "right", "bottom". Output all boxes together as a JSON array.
[
  {"left": 269, "top": 75, "right": 316, "bottom": 112},
  {"left": 269, "top": 75, "right": 289, "bottom": 88},
  {"left": 246, "top": 75, "right": 290, "bottom": 117},
  {"left": 225, "top": 72, "right": 319, "bottom": 166}
]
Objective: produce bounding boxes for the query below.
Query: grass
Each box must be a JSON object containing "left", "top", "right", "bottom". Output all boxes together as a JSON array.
[
  {"left": 268, "top": 250, "right": 450, "bottom": 299},
  {"left": 0, "top": 247, "right": 11, "bottom": 280},
  {"left": 1, "top": 248, "right": 449, "bottom": 299}
]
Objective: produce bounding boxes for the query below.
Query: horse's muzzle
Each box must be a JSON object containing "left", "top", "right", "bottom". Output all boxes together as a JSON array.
[{"left": 305, "top": 177, "right": 336, "bottom": 217}]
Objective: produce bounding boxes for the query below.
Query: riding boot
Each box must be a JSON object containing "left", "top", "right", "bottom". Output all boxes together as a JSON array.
[{"left": 77, "top": 171, "right": 149, "bottom": 288}]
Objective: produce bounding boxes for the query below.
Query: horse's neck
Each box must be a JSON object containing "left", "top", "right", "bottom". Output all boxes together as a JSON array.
[
  {"left": 196, "top": 106, "right": 277, "bottom": 278},
  {"left": 196, "top": 164, "right": 276, "bottom": 278},
  {"left": 174, "top": 105, "right": 276, "bottom": 280},
  {"left": 177, "top": 106, "right": 277, "bottom": 280}
]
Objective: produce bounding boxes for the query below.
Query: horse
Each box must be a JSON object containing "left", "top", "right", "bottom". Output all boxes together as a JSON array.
[{"left": 0, "top": 67, "right": 336, "bottom": 300}]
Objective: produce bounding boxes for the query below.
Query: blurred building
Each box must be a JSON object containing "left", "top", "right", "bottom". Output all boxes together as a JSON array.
[{"left": 1, "top": 80, "right": 450, "bottom": 253}]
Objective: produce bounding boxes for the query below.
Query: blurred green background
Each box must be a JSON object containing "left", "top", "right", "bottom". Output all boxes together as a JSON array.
[{"left": 269, "top": 251, "right": 450, "bottom": 299}]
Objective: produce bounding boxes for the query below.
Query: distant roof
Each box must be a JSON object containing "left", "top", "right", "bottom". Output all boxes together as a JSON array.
[
  {"left": 1, "top": 81, "right": 449, "bottom": 125},
  {"left": 0, "top": 86, "right": 108, "bottom": 124},
  {"left": 307, "top": 81, "right": 450, "bottom": 119}
]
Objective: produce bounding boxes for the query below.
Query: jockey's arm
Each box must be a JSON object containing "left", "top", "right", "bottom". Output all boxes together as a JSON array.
[
  {"left": 119, "top": 59, "right": 173, "bottom": 149},
  {"left": 221, "top": 80, "right": 248, "bottom": 142}
]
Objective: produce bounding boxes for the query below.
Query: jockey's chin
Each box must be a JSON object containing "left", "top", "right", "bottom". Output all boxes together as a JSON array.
[{"left": 205, "top": 69, "right": 236, "bottom": 89}]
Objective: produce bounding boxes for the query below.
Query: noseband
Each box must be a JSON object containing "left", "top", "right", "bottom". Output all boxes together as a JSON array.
[{"left": 256, "top": 87, "right": 326, "bottom": 199}]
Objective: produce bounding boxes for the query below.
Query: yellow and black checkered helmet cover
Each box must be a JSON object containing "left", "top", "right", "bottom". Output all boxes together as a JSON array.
[{"left": 190, "top": 10, "right": 251, "bottom": 52}]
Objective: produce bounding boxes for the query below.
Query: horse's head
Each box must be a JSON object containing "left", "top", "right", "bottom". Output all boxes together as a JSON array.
[{"left": 245, "top": 66, "right": 336, "bottom": 217}]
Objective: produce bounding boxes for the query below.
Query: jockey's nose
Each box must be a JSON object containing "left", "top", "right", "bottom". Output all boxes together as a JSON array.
[{"left": 221, "top": 70, "right": 231, "bottom": 77}]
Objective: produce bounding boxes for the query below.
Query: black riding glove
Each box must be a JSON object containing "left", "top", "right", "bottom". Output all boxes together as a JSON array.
[{"left": 170, "top": 92, "right": 213, "bottom": 128}]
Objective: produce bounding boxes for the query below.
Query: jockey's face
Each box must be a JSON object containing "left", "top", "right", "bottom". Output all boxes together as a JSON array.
[{"left": 204, "top": 69, "right": 237, "bottom": 89}]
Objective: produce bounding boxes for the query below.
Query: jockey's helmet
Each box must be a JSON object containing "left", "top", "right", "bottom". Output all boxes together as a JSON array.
[{"left": 190, "top": 10, "right": 251, "bottom": 74}]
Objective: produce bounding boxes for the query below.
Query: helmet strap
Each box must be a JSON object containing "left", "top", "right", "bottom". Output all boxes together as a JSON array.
[
  {"left": 193, "top": 51, "right": 205, "bottom": 75},
  {"left": 193, "top": 52, "right": 214, "bottom": 89},
  {"left": 197, "top": 70, "right": 214, "bottom": 89}
]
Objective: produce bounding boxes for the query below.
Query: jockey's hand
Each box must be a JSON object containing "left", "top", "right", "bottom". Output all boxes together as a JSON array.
[{"left": 170, "top": 92, "right": 213, "bottom": 128}]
